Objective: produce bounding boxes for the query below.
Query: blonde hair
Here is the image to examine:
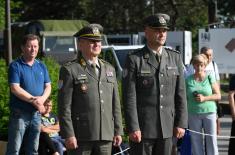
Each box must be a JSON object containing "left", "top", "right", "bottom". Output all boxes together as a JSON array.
[{"left": 191, "top": 54, "right": 208, "bottom": 66}]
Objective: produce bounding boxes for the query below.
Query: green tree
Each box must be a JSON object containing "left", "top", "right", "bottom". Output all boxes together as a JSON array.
[
  {"left": 0, "top": 0, "right": 5, "bottom": 30},
  {"left": 0, "top": 0, "right": 23, "bottom": 30}
]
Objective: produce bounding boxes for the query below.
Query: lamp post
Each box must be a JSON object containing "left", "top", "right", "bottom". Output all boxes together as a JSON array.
[
  {"left": 208, "top": 0, "right": 217, "bottom": 25},
  {"left": 4, "top": 0, "right": 12, "bottom": 65}
]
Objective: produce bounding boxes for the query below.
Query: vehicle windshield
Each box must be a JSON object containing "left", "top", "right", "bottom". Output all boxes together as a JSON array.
[
  {"left": 44, "top": 36, "right": 76, "bottom": 53},
  {"left": 115, "top": 50, "right": 134, "bottom": 68}
]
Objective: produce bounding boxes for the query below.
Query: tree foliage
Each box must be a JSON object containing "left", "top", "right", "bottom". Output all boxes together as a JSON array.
[
  {"left": 0, "top": 0, "right": 23, "bottom": 30},
  {"left": 3, "top": 0, "right": 232, "bottom": 33}
]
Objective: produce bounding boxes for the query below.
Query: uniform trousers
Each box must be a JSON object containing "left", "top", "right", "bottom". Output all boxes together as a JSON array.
[
  {"left": 228, "top": 120, "right": 235, "bottom": 155},
  {"left": 129, "top": 138, "right": 172, "bottom": 155},
  {"left": 67, "top": 140, "right": 112, "bottom": 155}
]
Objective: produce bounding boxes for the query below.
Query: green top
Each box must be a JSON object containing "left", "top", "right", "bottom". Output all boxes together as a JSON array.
[{"left": 186, "top": 74, "right": 217, "bottom": 114}]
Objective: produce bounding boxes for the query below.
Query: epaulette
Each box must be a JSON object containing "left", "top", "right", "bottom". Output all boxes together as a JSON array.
[
  {"left": 164, "top": 46, "right": 181, "bottom": 54},
  {"left": 99, "top": 58, "right": 110, "bottom": 64},
  {"left": 63, "top": 59, "right": 77, "bottom": 66}
]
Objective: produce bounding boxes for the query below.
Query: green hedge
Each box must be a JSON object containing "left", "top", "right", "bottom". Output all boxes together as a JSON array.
[{"left": 0, "top": 59, "right": 10, "bottom": 138}]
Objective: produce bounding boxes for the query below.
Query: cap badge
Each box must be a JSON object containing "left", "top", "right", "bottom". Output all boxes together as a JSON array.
[
  {"left": 159, "top": 16, "right": 166, "bottom": 24},
  {"left": 92, "top": 27, "right": 100, "bottom": 35}
]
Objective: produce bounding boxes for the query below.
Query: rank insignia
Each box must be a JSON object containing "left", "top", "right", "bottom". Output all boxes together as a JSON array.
[
  {"left": 106, "top": 71, "right": 113, "bottom": 77},
  {"left": 81, "top": 83, "right": 88, "bottom": 93},
  {"left": 80, "top": 58, "right": 86, "bottom": 67}
]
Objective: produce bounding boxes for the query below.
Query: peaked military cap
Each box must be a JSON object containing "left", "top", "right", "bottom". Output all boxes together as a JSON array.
[
  {"left": 74, "top": 23, "right": 103, "bottom": 41},
  {"left": 143, "top": 13, "right": 170, "bottom": 29}
]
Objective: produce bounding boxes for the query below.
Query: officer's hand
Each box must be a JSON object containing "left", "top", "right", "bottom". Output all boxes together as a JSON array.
[
  {"left": 173, "top": 127, "right": 185, "bottom": 139},
  {"left": 65, "top": 136, "right": 78, "bottom": 150},
  {"left": 113, "top": 135, "right": 122, "bottom": 146},
  {"left": 129, "top": 130, "right": 141, "bottom": 143}
]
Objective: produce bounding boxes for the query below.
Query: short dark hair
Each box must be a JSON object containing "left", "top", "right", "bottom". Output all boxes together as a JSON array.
[
  {"left": 200, "top": 46, "right": 212, "bottom": 54},
  {"left": 21, "top": 34, "right": 40, "bottom": 46}
]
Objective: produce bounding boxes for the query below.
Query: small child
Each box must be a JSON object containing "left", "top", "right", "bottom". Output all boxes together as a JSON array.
[{"left": 40, "top": 98, "right": 65, "bottom": 155}]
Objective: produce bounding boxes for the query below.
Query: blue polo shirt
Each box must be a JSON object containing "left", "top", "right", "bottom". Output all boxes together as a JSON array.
[{"left": 8, "top": 57, "right": 51, "bottom": 112}]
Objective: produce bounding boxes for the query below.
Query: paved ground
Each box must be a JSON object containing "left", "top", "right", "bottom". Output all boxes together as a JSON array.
[{"left": 218, "top": 115, "right": 232, "bottom": 155}]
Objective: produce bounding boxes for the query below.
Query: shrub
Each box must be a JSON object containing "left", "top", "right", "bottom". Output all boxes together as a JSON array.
[
  {"left": 41, "top": 56, "right": 60, "bottom": 113},
  {"left": 0, "top": 59, "right": 10, "bottom": 140}
]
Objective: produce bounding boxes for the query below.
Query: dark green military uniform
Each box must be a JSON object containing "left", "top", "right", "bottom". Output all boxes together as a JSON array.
[
  {"left": 122, "top": 13, "right": 188, "bottom": 155},
  {"left": 123, "top": 46, "right": 187, "bottom": 137},
  {"left": 58, "top": 57, "right": 123, "bottom": 140},
  {"left": 58, "top": 24, "right": 123, "bottom": 155}
]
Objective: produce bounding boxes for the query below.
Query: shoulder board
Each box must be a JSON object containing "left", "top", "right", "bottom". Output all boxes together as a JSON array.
[
  {"left": 99, "top": 58, "right": 111, "bottom": 65},
  {"left": 63, "top": 59, "right": 77, "bottom": 66},
  {"left": 164, "top": 46, "right": 181, "bottom": 54}
]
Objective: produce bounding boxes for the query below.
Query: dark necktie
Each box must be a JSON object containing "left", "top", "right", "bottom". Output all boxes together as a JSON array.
[
  {"left": 91, "top": 63, "right": 99, "bottom": 78},
  {"left": 156, "top": 54, "right": 161, "bottom": 63}
]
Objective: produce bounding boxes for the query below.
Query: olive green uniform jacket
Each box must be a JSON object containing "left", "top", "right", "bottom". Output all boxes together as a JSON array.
[
  {"left": 58, "top": 57, "right": 123, "bottom": 141},
  {"left": 123, "top": 46, "right": 188, "bottom": 138}
]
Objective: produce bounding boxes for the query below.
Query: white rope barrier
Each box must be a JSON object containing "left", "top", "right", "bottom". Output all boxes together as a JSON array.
[
  {"left": 112, "top": 129, "right": 235, "bottom": 155},
  {"left": 113, "top": 146, "right": 130, "bottom": 155},
  {"left": 186, "top": 128, "right": 235, "bottom": 139}
]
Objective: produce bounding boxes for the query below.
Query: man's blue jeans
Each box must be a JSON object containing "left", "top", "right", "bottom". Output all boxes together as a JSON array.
[{"left": 5, "top": 108, "right": 41, "bottom": 155}]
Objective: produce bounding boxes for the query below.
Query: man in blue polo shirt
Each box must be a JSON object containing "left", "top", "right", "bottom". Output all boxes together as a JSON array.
[{"left": 5, "top": 34, "right": 51, "bottom": 155}]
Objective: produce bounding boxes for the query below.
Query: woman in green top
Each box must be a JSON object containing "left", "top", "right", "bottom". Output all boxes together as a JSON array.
[{"left": 185, "top": 54, "right": 221, "bottom": 155}]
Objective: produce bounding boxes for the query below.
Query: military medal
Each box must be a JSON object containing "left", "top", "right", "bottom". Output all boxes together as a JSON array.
[
  {"left": 81, "top": 83, "right": 88, "bottom": 93},
  {"left": 143, "top": 79, "right": 148, "bottom": 85}
]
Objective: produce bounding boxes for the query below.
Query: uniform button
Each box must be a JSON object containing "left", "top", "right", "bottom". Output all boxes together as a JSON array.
[
  {"left": 76, "top": 117, "right": 79, "bottom": 120},
  {"left": 99, "top": 82, "right": 102, "bottom": 84},
  {"left": 161, "top": 74, "right": 164, "bottom": 77},
  {"left": 101, "top": 100, "right": 104, "bottom": 103},
  {"left": 160, "top": 94, "right": 163, "bottom": 98},
  {"left": 100, "top": 90, "right": 103, "bottom": 94},
  {"left": 102, "top": 109, "right": 104, "bottom": 112},
  {"left": 161, "top": 85, "right": 164, "bottom": 88},
  {"left": 160, "top": 105, "right": 163, "bottom": 109}
]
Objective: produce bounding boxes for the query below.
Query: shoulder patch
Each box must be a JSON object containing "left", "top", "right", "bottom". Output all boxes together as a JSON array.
[{"left": 164, "top": 46, "right": 180, "bottom": 54}]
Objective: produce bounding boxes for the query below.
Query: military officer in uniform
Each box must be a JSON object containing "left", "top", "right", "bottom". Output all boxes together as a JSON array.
[
  {"left": 122, "top": 14, "right": 188, "bottom": 155},
  {"left": 58, "top": 24, "right": 123, "bottom": 155}
]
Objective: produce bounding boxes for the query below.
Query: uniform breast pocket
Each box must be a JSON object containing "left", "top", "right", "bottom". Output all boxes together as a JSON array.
[
  {"left": 166, "top": 67, "right": 179, "bottom": 77},
  {"left": 74, "top": 78, "right": 89, "bottom": 93},
  {"left": 105, "top": 77, "right": 115, "bottom": 92},
  {"left": 136, "top": 75, "right": 154, "bottom": 90},
  {"left": 166, "top": 67, "right": 179, "bottom": 89}
]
